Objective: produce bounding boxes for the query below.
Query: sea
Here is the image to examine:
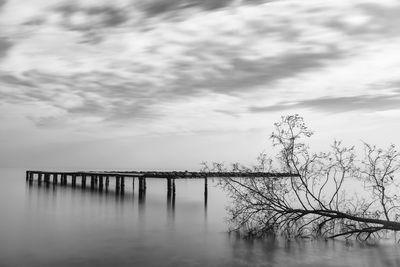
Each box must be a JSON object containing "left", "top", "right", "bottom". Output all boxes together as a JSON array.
[{"left": 0, "top": 168, "right": 399, "bottom": 267}]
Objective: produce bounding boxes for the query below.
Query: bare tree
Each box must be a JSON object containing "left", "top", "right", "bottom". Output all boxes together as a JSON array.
[{"left": 202, "top": 115, "right": 400, "bottom": 241}]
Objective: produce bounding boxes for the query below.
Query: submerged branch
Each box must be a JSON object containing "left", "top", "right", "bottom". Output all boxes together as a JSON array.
[{"left": 203, "top": 115, "right": 400, "bottom": 241}]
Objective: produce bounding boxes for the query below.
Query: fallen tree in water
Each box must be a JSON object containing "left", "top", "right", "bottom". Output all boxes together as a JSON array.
[{"left": 202, "top": 115, "right": 400, "bottom": 241}]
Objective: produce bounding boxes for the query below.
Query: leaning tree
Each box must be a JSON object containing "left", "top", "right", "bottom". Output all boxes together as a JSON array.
[{"left": 202, "top": 114, "right": 400, "bottom": 241}]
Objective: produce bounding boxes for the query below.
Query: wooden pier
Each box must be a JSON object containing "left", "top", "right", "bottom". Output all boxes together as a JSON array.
[{"left": 25, "top": 170, "right": 297, "bottom": 199}]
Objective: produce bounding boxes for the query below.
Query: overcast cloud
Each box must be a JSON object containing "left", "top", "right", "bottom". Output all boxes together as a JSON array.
[{"left": 1, "top": 0, "right": 400, "bottom": 169}]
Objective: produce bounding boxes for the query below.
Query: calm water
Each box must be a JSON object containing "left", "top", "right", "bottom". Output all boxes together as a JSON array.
[{"left": 0, "top": 168, "right": 400, "bottom": 267}]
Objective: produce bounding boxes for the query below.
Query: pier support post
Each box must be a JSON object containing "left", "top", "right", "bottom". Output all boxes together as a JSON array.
[
  {"left": 120, "top": 176, "right": 125, "bottom": 194},
  {"left": 72, "top": 174, "right": 76, "bottom": 187},
  {"left": 90, "top": 175, "right": 95, "bottom": 189},
  {"left": 116, "top": 175, "right": 121, "bottom": 192},
  {"left": 99, "top": 175, "right": 103, "bottom": 190},
  {"left": 204, "top": 177, "right": 208, "bottom": 206},
  {"left": 45, "top": 173, "right": 50, "bottom": 187},
  {"left": 38, "top": 173, "right": 42, "bottom": 184},
  {"left": 28, "top": 172, "right": 33, "bottom": 184},
  {"left": 139, "top": 178, "right": 146, "bottom": 204},
  {"left": 82, "top": 174, "right": 86, "bottom": 188},
  {"left": 105, "top": 176, "right": 109, "bottom": 190},
  {"left": 167, "top": 178, "right": 172, "bottom": 196},
  {"left": 172, "top": 178, "right": 176, "bottom": 212},
  {"left": 53, "top": 173, "right": 58, "bottom": 185},
  {"left": 139, "top": 178, "right": 146, "bottom": 195},
  {"left": 167, "top": 178, "right": 172, "bottom": 204}
]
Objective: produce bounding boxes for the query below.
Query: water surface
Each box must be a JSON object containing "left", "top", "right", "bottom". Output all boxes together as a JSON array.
[{"left": 0, "top": 168, "right": 399, "bottom": 266}]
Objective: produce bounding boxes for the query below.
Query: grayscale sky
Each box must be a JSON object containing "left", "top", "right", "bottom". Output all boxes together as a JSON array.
[{"left": 1, "top": 0, "right": 400, "bottom": 170}]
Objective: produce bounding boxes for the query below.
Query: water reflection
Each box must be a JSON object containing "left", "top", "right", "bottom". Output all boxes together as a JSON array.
[
  {"left": 2, "top": 170, "right": 400, "bottom": 267},
  {"left": 166, "top": 179, "right": 176, "bottom": 221},
  {"left": 27, "top": 179, "right": 135, "bottom": 202},
  {"left": 26, "top": 177, "right": 207, "bottom": 221}
]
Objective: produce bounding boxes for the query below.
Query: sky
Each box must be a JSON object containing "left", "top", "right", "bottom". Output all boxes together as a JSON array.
[{"left": 1, "top": 0, "right": 400, "bottom": 171}]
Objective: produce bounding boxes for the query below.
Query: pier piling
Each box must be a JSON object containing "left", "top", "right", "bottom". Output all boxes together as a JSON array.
[
  {"left": 82, "top": 174, "right": 86, "bottom": 188},
  {"left": 167, "top": 178, "right": 172, "bottom": 196},
  {"left": 90, "top": 175, "right": 95, "bottom": 189},
  {"left": 121, "top": 176, "right": 125, "bottom": 188},
  {"left": 138, "top": 177, "right": 146, "bottom": 195},
  {"left": 25, "top": 170, "right": 298, "bottom": 203},
  {"left": 116, "top": 175, "right": 121, "bottom": 192},
  {"left": 72, "top": 174, "right": 76, "bottom": 187},
  {"left": 99, "top": 175, "right": 104, "bottom": 190}
]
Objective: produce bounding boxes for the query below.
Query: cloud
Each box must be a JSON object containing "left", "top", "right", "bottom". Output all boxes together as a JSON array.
[
  {"left": 0, "top": 38, "right": 12, "bottom": 59},
  {"left": 249, "top": 94, "right": 400, "bottom": 114},
  {"left": 53, "top": 3, "right": 129, "bottom": 32},
  {"left": 22, "top": 17, "right": 46, "bottom": 26},
  {"left": 141, "top": 0, "right": 240, "bottom": 17},
  {"left": 2, "top": 0, "right": 400, "bottom": 133},
  {"left": 323, "top": 2, "right": 400, "bottom": 38},
  {"left": 172, "top": 47, "right": 343, "bottom": 95},
  {"left": 358, "top": 3, "right": 400, "bottom": 36},
  {"left": 141, "top": 0, "right": 183, "bottom": 16},
  {"left": 1, "top": 0, "right": 354, "bottom": 128},
  {"left": 0, "top": 70, "right": 162, "bottom": 126},
  {"left": 25, "top": 115, "right": 63, "bottom": 128},
  {"left": 0, "top": 0, "right": 6, "bottom": 10},
  {"left": 0, "top": 46, "right": 344, "bottom": 127},
  {"left": 0, "top": 72, "right": 35, "bottom": 87}
]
